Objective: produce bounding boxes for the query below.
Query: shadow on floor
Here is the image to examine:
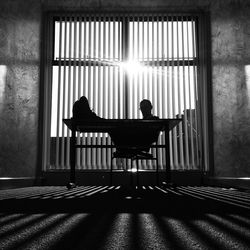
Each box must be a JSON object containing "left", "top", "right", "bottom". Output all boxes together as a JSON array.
[
  {"left": 1, "top": 186, "right": 250, "bottom": 249},
  {"left": 0, "top": 185, "right": 249, "bottom": 215}
]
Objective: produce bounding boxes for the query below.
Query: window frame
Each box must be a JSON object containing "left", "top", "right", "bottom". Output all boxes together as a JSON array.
[{"left": 41, "top": 11, "right": 212, "bottom": 174}]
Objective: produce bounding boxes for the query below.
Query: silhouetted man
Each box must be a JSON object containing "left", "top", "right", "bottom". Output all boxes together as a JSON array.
[
  {"left": 139, "top": 99, "right": 159, "bottom": 120},
  {"left": 138, "top": 99, "right": 159, "bottom": 152},
  {"left": 73, "top": 96, "right": 102, "bottom": 120},
  {"left": 110, "top": 99, "right": 160, "bottom": 159}
]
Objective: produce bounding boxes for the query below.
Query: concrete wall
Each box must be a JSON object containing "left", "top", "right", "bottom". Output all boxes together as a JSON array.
[
  {"left": 211, "top": 1, "right": 250, "bottom": 176},
  {"left": 0, "top": 0, "right": 41, "bottom": 177},
  {"left": 0, "top": 0, "right": 250, "bottom": 178}
]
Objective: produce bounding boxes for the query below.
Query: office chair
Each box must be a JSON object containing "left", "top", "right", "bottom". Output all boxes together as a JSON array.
[{"left": 110, "top": 134, "right": 160, "bottom": 186}]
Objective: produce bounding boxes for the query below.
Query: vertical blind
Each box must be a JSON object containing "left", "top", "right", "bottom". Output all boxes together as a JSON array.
[{"left": 46, "top": 13, "right": 204, "bottom": 171}]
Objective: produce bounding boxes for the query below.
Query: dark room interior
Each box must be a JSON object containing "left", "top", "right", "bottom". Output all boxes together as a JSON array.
[{"left": 0, "top": 0, "right": 250, "bottom": 249}]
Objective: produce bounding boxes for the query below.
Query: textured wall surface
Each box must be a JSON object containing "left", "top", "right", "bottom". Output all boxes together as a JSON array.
[
  {"left": 0, "top": 0, "right": 41, "bottom": 176},
  {"left": 0, "top": 0, "right": 250, "bottom": 177},
  {"left": 211, "top": 2, "right": 250, "bottom": 176}
]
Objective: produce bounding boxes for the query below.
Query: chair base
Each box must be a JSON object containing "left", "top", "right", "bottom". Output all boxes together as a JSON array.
[{"left": 111, "top": 150, "right": 159, "bottom": 186}]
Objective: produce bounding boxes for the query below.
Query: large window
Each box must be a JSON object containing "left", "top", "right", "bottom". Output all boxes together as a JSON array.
[{"left": 42, "top": 12, "right": 210, "bottom": 172}]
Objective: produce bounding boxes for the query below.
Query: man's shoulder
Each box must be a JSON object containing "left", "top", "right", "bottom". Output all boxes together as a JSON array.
[
  {"left": 73, "top": 100, "right": 81, "bottom": 108},
  {"left": 151, "top": 115, "right": 159, "bottom": 120},
  {"left": 143, "top": 115, "right": 159, "bottom": 120}
]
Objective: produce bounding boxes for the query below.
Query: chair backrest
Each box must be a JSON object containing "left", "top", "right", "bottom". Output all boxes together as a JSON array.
[{"left": 109, "top": 127, "right": 160, "bottom": 149}]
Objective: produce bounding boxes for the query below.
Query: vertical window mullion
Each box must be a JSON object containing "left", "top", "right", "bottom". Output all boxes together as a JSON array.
[
  {"left": 160, "top": 14, "right": 165, "bottom": 170},
  {"left": 171, "top": 17, "right": 178, "bottom": 169},
  {"left": 76, "top": 16, "right": 82, "bottom": 169},
  {"left": 107, "top": 16, "right": 111, "bottom": 119},
  {"left": 98, "top": 16, "right": 104, "bottom": 170},
  {"left": 177, "top": 17, "right": 185, "bottom": 169},
  {"left": 72, "top": 16, "right": 79, "bottom": 168},
  {"left": 55, "top": 17, "right": 62, "bottom": 169},
  {"left": 81, "top": 16, "right": 87, "bottom": 169},
  {"left": 73, "top": 17, "right": 77, "bottom": 107},
  {"left": 87, "top": 15, "right": 92, "bottom": 169},
  {"left": 92, "top": 15, "right": 97, "bottom": 170},
  {"left": 103, "top": 15, "right": 107, "bottom": 119},
  {"left": 93, "top": 16, "right": 97, "bottom": 115},
  {"left": 96, "top": 16, "right": 102, "bottom": 170},
  {"left": 146, "top": 16, "right": 150, "bottom": 107},
  {"left": 78, "top": 16, "right": 82, "bottom": 99},
  {"left": 117, "top": 15, "right": 121, "bottom": 119},
  {"left": 187, "top": 18, "right": 192, "bottom": 170},
  {"left": 107, "top": 15, "right": 112, "bottom": 169},
  {"left": 66, "top": 17, "right": 73, "bottom": 169},
  {"left": 151, "top": 16, "right": 155, "bottom": 109},
  {"left": 154, "top": 15, "right": 160, "bottom": 171},
  {"left": 136, "top": 17, "right": 140, "bottom": 119},
  {"left": 166, "top": 16, "right": 173, "bottom": 170},
  {"left": 142, "top": 14, "right": 146, "bottom": 99},
  {"left": 156, "top": 15, "right": 160, "bottom": 117},
  {"left": 113, "top": 18, "right": 117, "bottom": 119},
  {"left": 130, "top": 15, "right": 135, "bottom": 119},
  {"left": 99, "top": 16, "right": 104, "bottom": 118},
  {"left": 61, "top": 18, "right": 68, "bottom": 169},
  {"left": 192, "top": 16, "right": 201, "bottom": 169},
  {"left": 122, "top": 15, "right": 129, "bottom": 119},
  {"left": 102, "top": 15, "right": 108, "bottom": 168},
  {"left": 87, "top": 16, "right": 92, "bottom": 106},
  {"left": 189, "top": 17, "right": 196, "bottom": 168},
  {"left": 182, "top": 16, "right": 190, "bottom": 170},
  {"left": 44, "top": 14, "right": 54, "bottom": 171}
]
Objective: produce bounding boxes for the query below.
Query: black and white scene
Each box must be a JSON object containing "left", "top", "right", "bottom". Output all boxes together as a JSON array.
[{"left": 0, "top": 0, "right": 250, "bottom": 249}]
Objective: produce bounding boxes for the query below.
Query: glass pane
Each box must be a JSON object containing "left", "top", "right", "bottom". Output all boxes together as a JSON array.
[
  {"left": 50, "top": 65, "right": 125, "bottom": 137},
  {"left": 49, "top": 14, "right": 200, "bottom": 171},
  {"left": 128, "top": 20, "right": 195, "bottom": 61},
  {"left": 54, "top": 19, "right": 122, "bottom": 62}
]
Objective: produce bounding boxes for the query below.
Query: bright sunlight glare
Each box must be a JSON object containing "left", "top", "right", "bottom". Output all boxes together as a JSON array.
[{"left": 119, "top": 60, "right": 146, "bottom": 75}]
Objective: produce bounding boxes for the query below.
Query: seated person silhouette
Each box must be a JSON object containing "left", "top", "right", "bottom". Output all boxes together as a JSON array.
[
  {"left": 73, "top": 96, "right": 103, "bottom": 120},
  {"left": 137, "top": 99, "right": 160, "bottom": 153},
  {"left": 139, "top": 99, "right": 159, "bottom": 120},
  {"left": 110, "top": 99, "right": 160, "bottom": 158}
]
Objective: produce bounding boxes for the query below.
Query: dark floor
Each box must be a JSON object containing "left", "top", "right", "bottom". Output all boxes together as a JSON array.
[{"left": 0, "top": 185, "right": 250, "bottom": 249}]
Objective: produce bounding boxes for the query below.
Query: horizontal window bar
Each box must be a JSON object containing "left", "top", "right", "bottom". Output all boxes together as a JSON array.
[
  {"left": 53, "top": 16, "right": 198, "bottom": 22},
  {"left": 52, "top": 59, "right": 197, "bottom": 67}
]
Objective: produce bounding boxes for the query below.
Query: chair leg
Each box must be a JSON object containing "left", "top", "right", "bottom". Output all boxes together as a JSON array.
[
  {"left": 156, "top": 149, "right": 159, "bottom": 185},
  {"left": 136, "top": 158, "right": 139, "bottom": 187},
  {"left": 110, "top": 156, "right": 113, "bottom": 186},
  {"left": 130, "top": 158, "right": 133, "bottom": 186}
]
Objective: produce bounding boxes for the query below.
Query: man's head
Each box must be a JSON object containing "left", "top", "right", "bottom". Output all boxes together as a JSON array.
[{"left": 140, "top": 99, "right": 153, "bottom": 118}]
